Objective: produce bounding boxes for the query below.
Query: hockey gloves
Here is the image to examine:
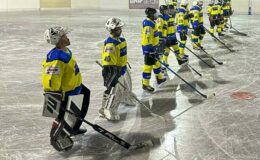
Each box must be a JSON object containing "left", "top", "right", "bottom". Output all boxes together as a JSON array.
[{"left": 102, "top": 66, "right": 122, "bottom": 88}]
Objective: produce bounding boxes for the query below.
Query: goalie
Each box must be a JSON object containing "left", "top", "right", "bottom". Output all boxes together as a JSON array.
[
  {"left": 42, "top": 26, "right": 90, "bottom": 151},
  {"left": 98, "top": 18, "right": 135, "bottom": 121}
]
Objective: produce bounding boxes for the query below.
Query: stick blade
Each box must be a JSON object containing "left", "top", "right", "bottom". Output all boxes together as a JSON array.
[
  {"left": 230, "top": 30, "right": 248, "bottom": 36},
  {"left": 129, "top": 140, "right": 154, "bottom": 150},
  {"left": 218, "top": 62, "right": 224, "bottom": 65},
  {"left": 240, "top": 33, "right": 248, "bottom": 36},
  {"left": 207, "top": 92, "right": 216, "bottom": 99}
]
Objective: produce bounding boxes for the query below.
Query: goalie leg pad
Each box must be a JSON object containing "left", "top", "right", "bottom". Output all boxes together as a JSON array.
[
  {"left": 42, "top": 92, "right": 62, "bottom": 118},
  {"left": 121, "top": 69, "right": 135, "bottom": 106},
  {"left": 101, "top": 83, "right": 121, "bottom": 120},
  {"left": 72, "top": 85, "right": 90, "bottom": 131},
  {"left": 50, "top": 119, "right": 73, "bottom": 151}
]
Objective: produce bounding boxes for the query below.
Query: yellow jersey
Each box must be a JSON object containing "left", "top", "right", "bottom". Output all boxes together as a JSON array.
[
  {"left": 42, "top": 48, "right": 82, "bottom": 96},
  {"left": 142, "top": 18, "right": 159, "bottom": 54},
  {"left": 102, "top": 35, "right": 127, "bottom": 74}
]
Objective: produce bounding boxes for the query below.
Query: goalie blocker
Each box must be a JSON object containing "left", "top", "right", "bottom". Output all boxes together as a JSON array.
[{"left": 42, "top": 85, "right": 90, "bottom": 151}]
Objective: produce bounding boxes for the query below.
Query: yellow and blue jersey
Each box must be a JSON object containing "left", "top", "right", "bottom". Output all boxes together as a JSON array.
[
  {"left": 169, "top": 1, "right": 177, "bottom": 10},
  {"left": 223, "top": 1, "right": 231, "bottom": 16},
  {"left": 190, "top": 5, "right": 203, "bottom": 28},
  {"left": 208, "top": 3, "right": 221, "bottom": 19},
  {"left": 156, "top": 14, "right": 169, "bottom": 38},
  {"left": 142, "top": 18, "right": 159, "bottom": 55},
  {"left": 176, "top": 6, "right": 190, "bottom": 32},
  {"left": 216, "top": 2, "right": 224, "bottom": 15},
  {"left": 167, "top": 14, "right": 176, "bottom": 39},
  {"left": 102, "top": 35, "right": 128, "bottom": 75},
  {"left": 42, "top": 48, "right": 82, "bottom": 97},
  {"left": 169, "top": 1, "right": 178, "bottom": 17}
]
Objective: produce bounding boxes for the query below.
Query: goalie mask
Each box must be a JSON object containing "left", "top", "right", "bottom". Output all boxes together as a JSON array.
[
  {"left": 105, "top": 18, "right": 125, "bottom": 33},
  {"left": 44, "top": 26, "right": 70, "bottom": 45}
]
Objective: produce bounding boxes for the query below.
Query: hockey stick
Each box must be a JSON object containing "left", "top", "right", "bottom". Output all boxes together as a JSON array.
[
  {"left": 63, "top": 108, "right": 153, "bottom": 150},
  {"left": 171, "top": 42, "right": 215, "bottom": 68},
  {"left": 185, "top": 32, "right": 224, "bottom": 65},
  {"left": 167, "top": 48, "right": 203, "bottom": 76},
  {"left": 187, "top": 64, "right": 202, "bottom": 77},
  {"left": 195, "top": 43, "right": 224, "bottom": 65},
  {"left": 95, "top": 60, "right": 164, "bottom": 119},
  {"left": 228, "top": 16, "right": 248, "bottom": 36},
  {"left": 188, "top": 37, "right": 224, "bottom": 65},
  {"left": 204, "top": 26, "right": 236, "bottom": 52},
  {"left": 156, "top": 58, "right": 215, "bottom": 99},
  {"left": 227, "top": 23, "right": 248, "bottom": 36}
]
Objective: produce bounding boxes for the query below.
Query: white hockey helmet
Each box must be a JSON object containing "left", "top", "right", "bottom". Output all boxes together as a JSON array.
[
  {"left": 105, "top": 18, "right": 125, "bottom": 32},
  {"left": 180, "top": 0, "right": 189, "bottom": 6},
  {"left": 44, "top": 26, "right": 70, "bottom": 45}
]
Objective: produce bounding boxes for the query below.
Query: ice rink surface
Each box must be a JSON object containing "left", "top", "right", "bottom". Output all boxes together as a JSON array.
[{"left": 0, "top": 9, "right": 260, "bottom": 160}]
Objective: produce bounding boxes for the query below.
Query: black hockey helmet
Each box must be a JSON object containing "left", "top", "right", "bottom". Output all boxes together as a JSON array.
[
  {"left": 145, "top": 7, "right": 157, "bottom": 17},
  {"left": 168, "top": 4, "right": 175, "bottom": 9},
  {"left": 159, "top": 5, "right": 168, "bottom": 14}
]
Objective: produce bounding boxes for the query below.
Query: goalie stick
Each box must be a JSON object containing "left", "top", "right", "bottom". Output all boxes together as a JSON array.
[
  {"left": 96, "top": 60, "right": 164, "bottom": 120},
  {"left": 63, "top": 108, "right": 154, "bottom": 150}
]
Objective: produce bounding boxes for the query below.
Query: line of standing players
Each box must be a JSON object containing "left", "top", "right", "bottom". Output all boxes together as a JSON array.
[
  {"left": 42, "top": 0, "right": 234, "bottom": 151},
  {"left": 98, "top": 0, "right": 233, "bottom": 120},
  {"left": 141, "top": 0, "right": 233, "bottom": 92}
]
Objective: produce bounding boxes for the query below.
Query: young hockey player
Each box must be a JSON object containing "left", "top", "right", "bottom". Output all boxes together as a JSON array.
[
  {"left": 176, "top": 0, "right": 190, "bottom": 62},
  {"left": 156, "top": 5, "right": 170, "bottom": 67},
  {"left": 43, "top": 26, "right": 90, "bottom": 151},
  {"left": 169, "top": 0, "right": 178, "bottom": 18},
  {"left": 142, "top": 7, "right": 166, "bottom": 92},
  {"left": 216, "top": 0, "right": 225, "bottom": 36},
  {"left": 98, "top": 17, "right": 135, "bottom": 121},
  {"left": 223, "top": 0, "right": 233, "bottom": 30},
  {"left": 190, "top": 0, "right": 206, "bottom": 50},
  {"left": 207, "top": 0, "right": 223, "bottom": 36},
  {"left": 164, "top": 4, "right": 185, "bottom": 66}
]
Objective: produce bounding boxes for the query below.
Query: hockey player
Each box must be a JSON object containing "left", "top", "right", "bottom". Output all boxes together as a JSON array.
[
  {"left": 156, "top": 5, "right": 170, "bottom": 67},
  {"left": 207, "top": 0, "right": 223, "bottom": 36},
  {"left": 176, "top": 0, "right": 190, "bottom": 62},
  {"left": 142, "top": 7, "right": 166, "bottom": 92},
  {"left": 164, "top": 4, "right": 186, "bottom": 66},
  {"left": 169, "top": 0, "right": 178, "bottom": 18},
  {"left": 223, "top": 0, "right": 233, "bottom": 30},
  {"left": 43, "top": 26, "right": 90, "bottom": 150},
  {"left": 99, "top": 18, "right": 135, "bottom": 121},
  {"left": 216, "top": 0, "right": 225, "bottom": 35},
  {"left": 190, "top": 0, "right": 206, "bottom": 50}
]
